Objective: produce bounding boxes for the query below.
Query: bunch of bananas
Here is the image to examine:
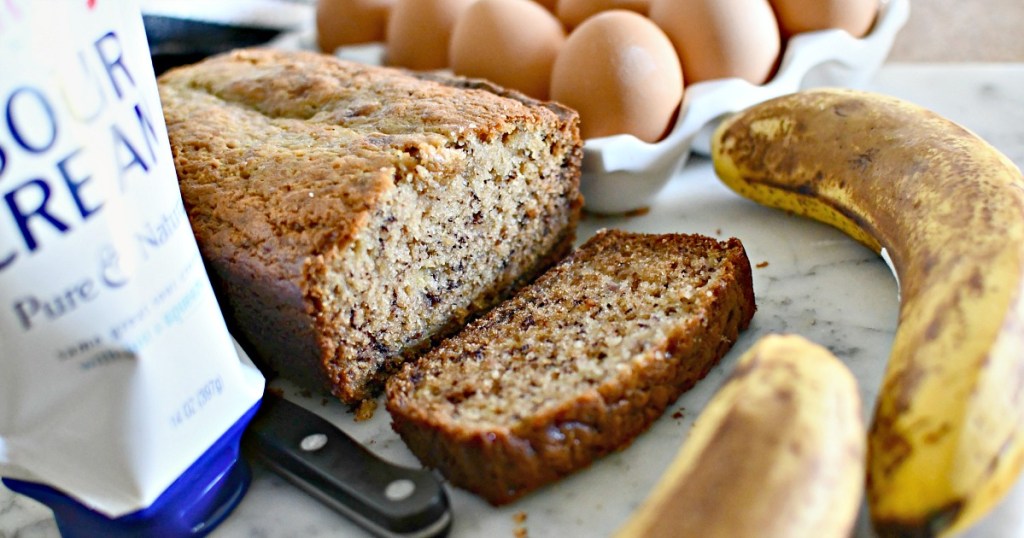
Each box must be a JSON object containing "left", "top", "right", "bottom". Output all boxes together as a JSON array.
[{"left": 621, "top": 88, "right": 1024, "bottom": 537}]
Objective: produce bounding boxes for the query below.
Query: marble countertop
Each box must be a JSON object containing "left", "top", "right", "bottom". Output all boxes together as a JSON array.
[
  {"left": 888, "top": 0, "right": 1024, "bottom": 62},
  {"left": 4, "top": 62, "right": 1024, "bottom": 538}
]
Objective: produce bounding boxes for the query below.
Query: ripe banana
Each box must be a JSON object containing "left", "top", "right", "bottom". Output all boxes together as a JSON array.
[
  {"left": 711, "top": 88, "right": 1024, "bottom": 536},
  {"left": 616, "top": 334, "right": 865, "bottom": 538}
]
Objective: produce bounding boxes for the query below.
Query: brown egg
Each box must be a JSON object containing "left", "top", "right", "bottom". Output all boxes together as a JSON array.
[
  {"left": 769, "top": 0, "right": 879, "bottom": 38},
  {"left": 550, "top": 10, "right": 683, "bottom": 142},
  {"left": 385, "top": 0, "right": 477, "bottom": 70},
  {"left": 450, "top": 0, "right": 565, "bottom": 99},
  {"left": 534, "top": 0, "right": 558, "bottom": 11},
  {"left": 316, "top": 0, "right": 395, "bottom": 52},
  {"left": 650, "top": 0, "right": 781, "bottom": 85},
  {"left": 555, "top": 0, "right": 651, "bottom": 29}
]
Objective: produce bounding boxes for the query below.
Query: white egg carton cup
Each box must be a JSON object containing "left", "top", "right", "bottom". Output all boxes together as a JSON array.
[{"left": 582, "top": 0, "right": 910, "bottom": 214}]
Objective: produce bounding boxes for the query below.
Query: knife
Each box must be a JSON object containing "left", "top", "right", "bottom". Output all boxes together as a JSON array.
[
  {"left": 243, "top": 393, "right": 452, "bottom": 538},
  {"left": 143, "top": 15, "right": 283, "bottom": 75}
]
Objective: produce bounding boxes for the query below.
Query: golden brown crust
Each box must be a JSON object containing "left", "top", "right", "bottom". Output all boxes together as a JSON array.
[
  {"left": 386, "top": 230, "right": 756, "bottom": 504},
  {"left": 159, "top": 48, "right": 582, "bottom": 402},
  {"left": 160, "top": 48, "right": 577, "bottom": 279}
]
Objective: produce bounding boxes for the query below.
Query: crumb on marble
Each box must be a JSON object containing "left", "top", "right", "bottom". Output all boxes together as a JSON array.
[
  {"left": 354, "top": 398, "right": 378, "bottom": 421},
  {"left": 756, "top": 261, "right": 769, "bottom": 268},
  {"left": 513, "top": 511, "right": 528, "bottom": 538}
]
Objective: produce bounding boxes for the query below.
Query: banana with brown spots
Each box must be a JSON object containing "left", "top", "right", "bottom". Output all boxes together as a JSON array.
[
  {"left": 616, "top": 334, "right": 865, "bottom": 538},
  {"left": 711, "top": 88, "right": 1024, "bottom": 537}
]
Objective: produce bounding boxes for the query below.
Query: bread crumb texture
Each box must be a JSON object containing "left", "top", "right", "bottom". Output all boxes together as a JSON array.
[
  {"left": 158, "top": 49, "right": 582, "bottom": 403},
  {"left": 386, "top": 230, "right": 756, "bottom": 504}
]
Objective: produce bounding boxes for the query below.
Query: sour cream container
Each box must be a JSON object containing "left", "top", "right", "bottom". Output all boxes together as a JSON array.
[{"left": 0, "top": 1, "right": 265, "bottom": 536}]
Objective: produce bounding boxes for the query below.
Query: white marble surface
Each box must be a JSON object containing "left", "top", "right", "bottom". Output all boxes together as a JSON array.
[{"left": 3, "top": 63, "right": 1024, "bottom": 538}]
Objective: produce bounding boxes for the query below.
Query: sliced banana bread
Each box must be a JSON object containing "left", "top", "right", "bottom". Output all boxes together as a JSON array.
[
  {"left": 386, "top": 229, "right": 756, "bottom": 504},
  {"left": 158, "top": 49, "right": 583, "bottom": 403}
]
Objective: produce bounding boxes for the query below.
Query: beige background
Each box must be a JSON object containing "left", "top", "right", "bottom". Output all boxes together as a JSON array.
[{"left": 889, "top": 0, "right": 1024, "bottom": 61}]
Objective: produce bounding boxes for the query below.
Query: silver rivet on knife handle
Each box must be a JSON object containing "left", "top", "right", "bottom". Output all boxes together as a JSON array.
[
  {"left": 300, "top": 433, "right": 329, "bottom": 452},
  {"left": 385, "top": 479, "right": 417, "bottom": 502}
]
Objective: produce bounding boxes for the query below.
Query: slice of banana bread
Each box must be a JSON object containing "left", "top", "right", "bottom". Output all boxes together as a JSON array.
[
  {"left": 158, "top": 49, "right": 583, "bottom": 403},
  {"left": 385, "top": 230, "right": 756, "bottom": 504}
]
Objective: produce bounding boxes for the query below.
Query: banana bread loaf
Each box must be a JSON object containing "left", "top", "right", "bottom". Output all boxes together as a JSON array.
[
  {"left": 386, "top": 230, "right": 756, "bottom": 504},
  {"left": 158, "top": 49, "right": 583, "bottom": 403}
]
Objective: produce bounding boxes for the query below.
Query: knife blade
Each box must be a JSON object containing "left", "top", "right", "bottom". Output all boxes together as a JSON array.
[
  {"left": 243, "top": 394, "right": 452, "bottom": 538},
  {"left": 143, "top": 15, "right": 283, "bottom": 75}
]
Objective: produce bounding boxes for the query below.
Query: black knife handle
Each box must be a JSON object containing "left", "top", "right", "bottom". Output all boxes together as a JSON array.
[{"left": 243, "top": 395, "right": 451, "bottom": 538}]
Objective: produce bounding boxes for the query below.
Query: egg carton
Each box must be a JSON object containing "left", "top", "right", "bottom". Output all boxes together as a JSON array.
[
  {"left": 305, "top": 0, "right": 909, "bottom": 215},
  {"left": 582, "top": 0, "right": 910, "bottom": 214}
]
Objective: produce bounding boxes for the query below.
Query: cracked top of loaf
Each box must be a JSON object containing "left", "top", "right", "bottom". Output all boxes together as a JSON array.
[{"left": 157, "top": 48, "right": 579, "bottom": 281}]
